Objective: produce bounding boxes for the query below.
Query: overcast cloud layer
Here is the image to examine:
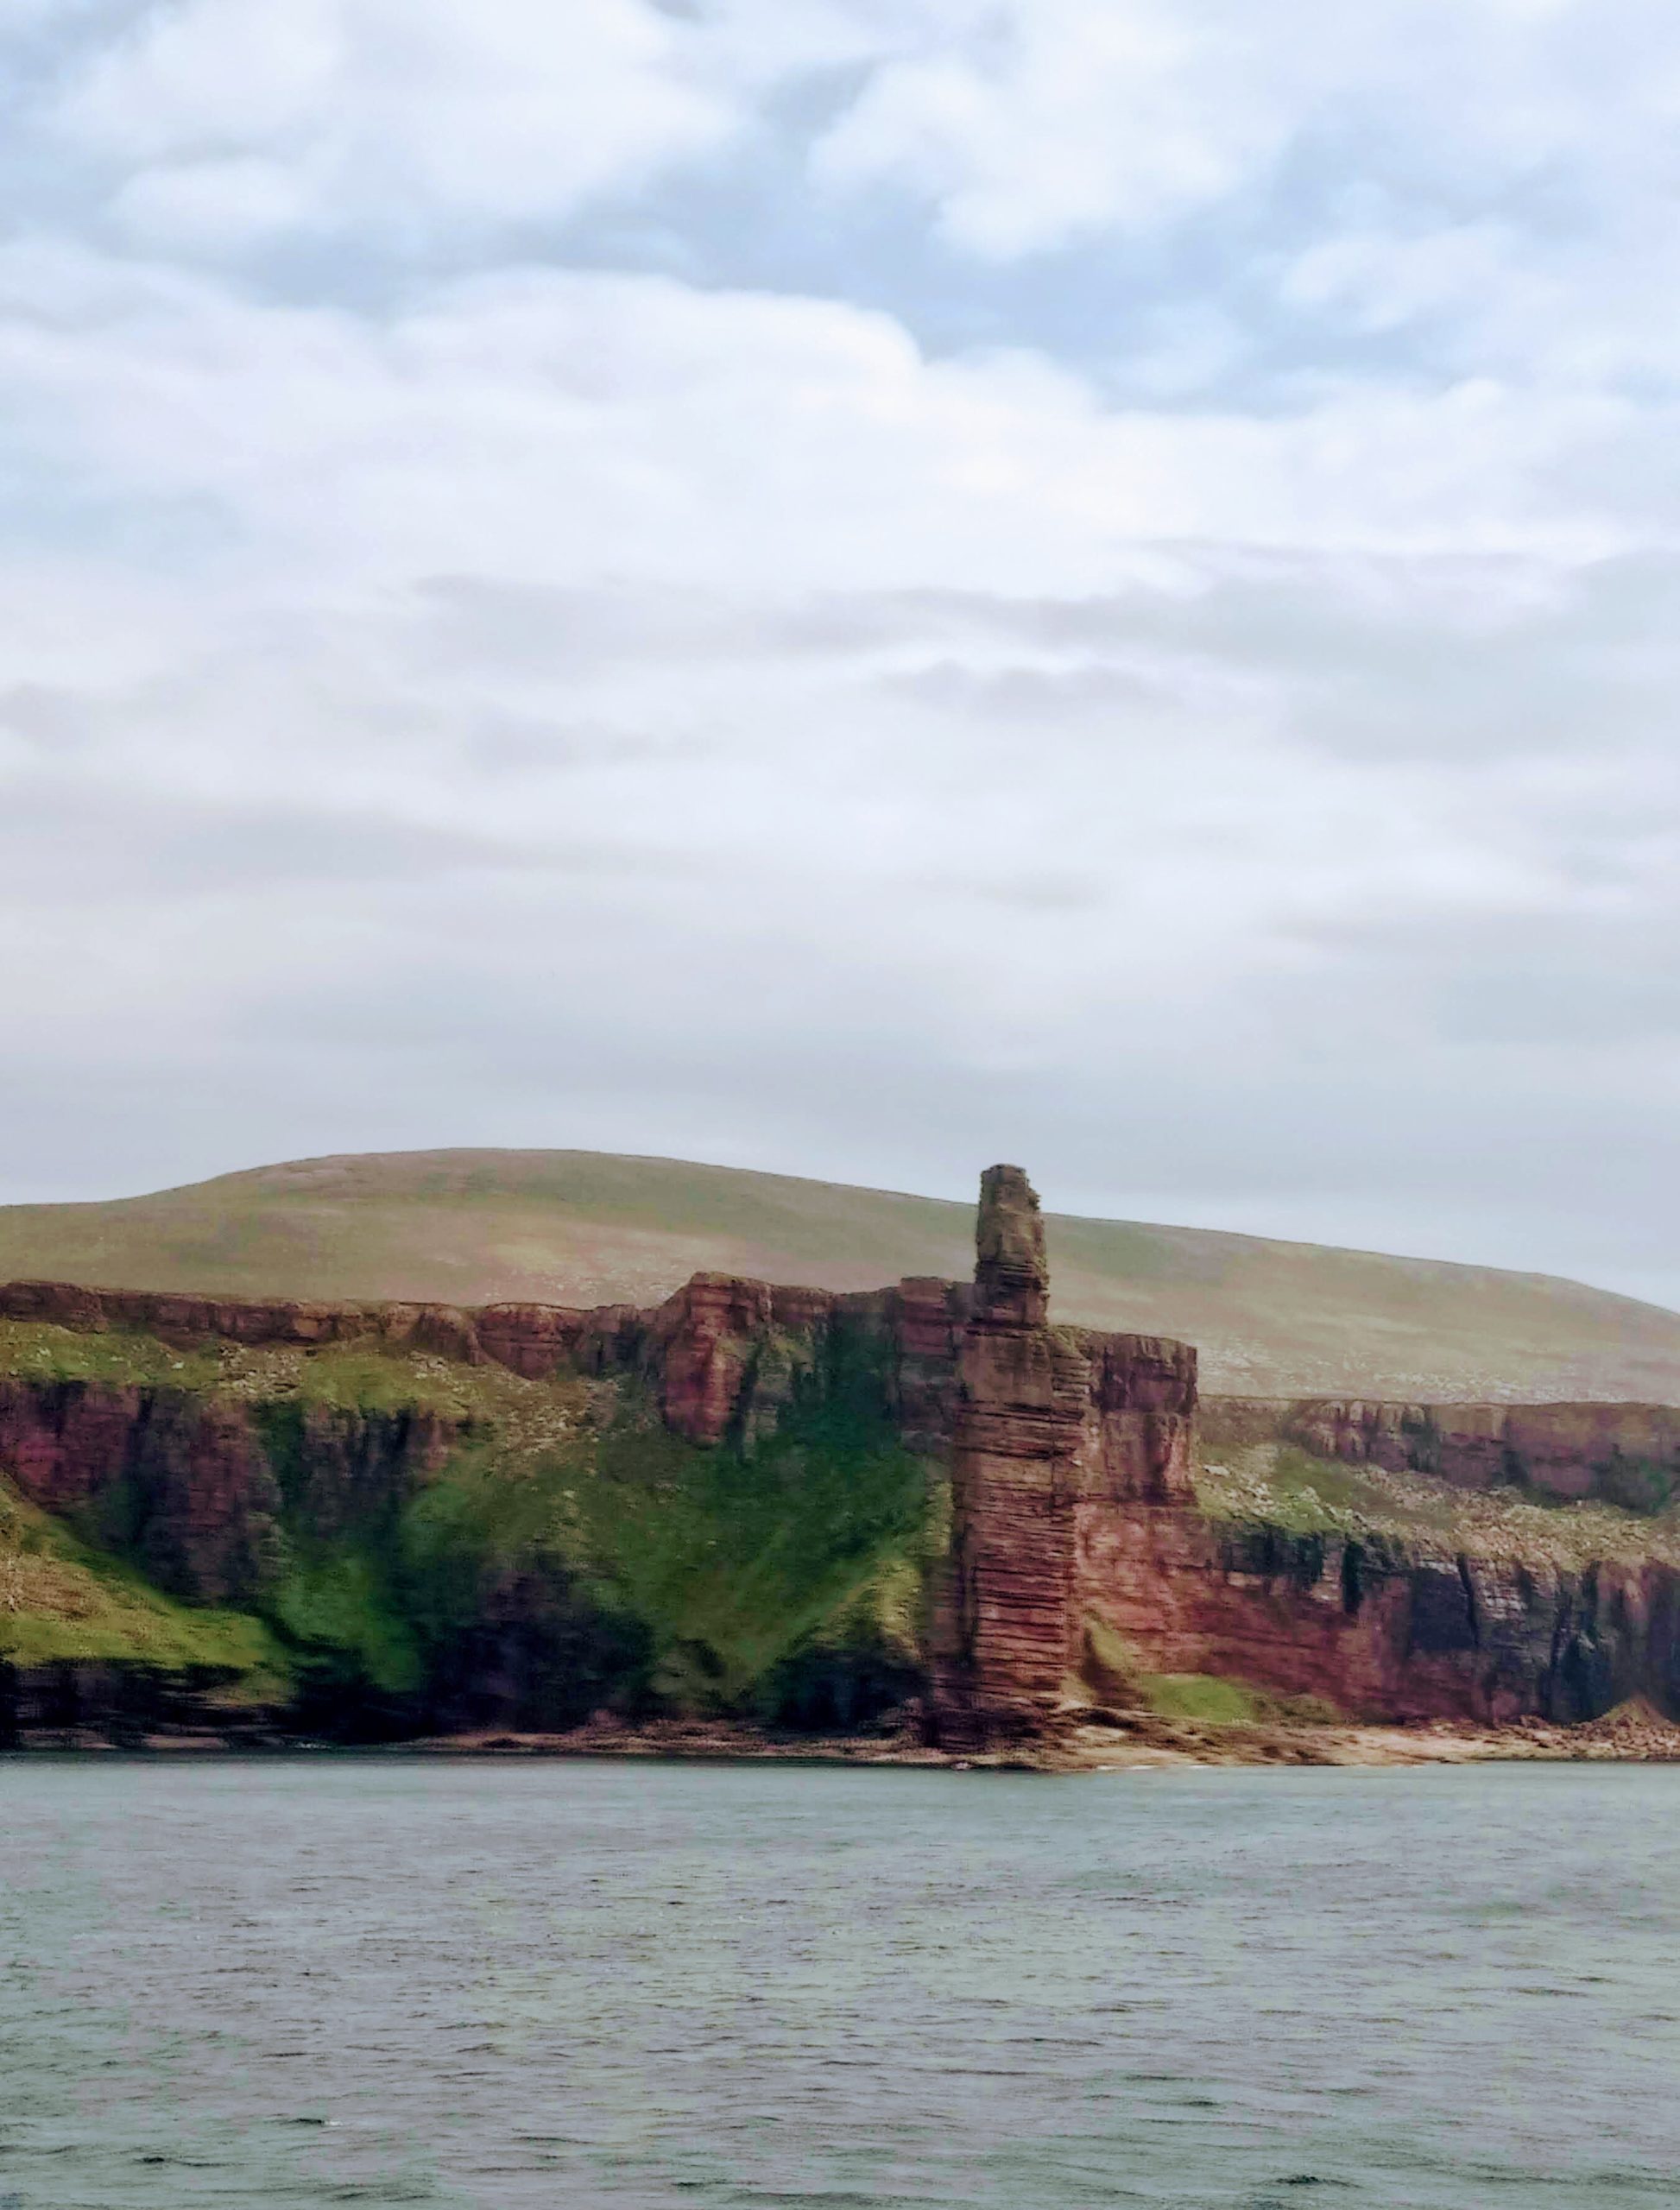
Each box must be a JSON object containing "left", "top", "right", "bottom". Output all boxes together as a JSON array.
[{"left": 3, "top": 0, "right": 1679, "bottom": 1303}]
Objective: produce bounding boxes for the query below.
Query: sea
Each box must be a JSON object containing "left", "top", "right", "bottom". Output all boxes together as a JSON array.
[{"left": 2, "top": 1755, "right": 1676, "bottom": 2208}]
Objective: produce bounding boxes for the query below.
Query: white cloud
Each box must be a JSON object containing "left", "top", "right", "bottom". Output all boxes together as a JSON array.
[
  {"left": 815, "top": 0, "right": 1298, "bottom": 255},
  {"left": 110, "top": 157, "right": 312, "bottom": 255},
  {"left": 0, "top": 241, "right": 1677, "bottom": 1269},
  {"left": 0, "top": 243, "right": 1633, "bottom": 635},
  {"left": 2, "top": 0, "right": 1680, "bottom": 1301},
  {"left": 812, "top": 0, "right": 1680, "bottom": 264},
  {"left": 60, "top": 0, "right": 736, "bottom": 243}
]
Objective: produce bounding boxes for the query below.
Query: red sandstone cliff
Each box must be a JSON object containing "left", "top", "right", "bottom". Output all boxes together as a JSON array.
[
  {"left": 1202, "top": 1395, "right": 1680, "bottom": 1508},
  {"left": 932, "top": 1166, "right": 1198, "bottom": 1744},
  {"left": 932, "top": 1171, "right": 1680, "bottom": 1740},
  {"left": 7, "top": 1173, "right": 1680, "bottom": 1743},
  {"left": 0, "top": 1375, "right": 281, "bottom": 1604},
  {"left": 0, "top": 1271, "right": 972, "bottom": 1457}
]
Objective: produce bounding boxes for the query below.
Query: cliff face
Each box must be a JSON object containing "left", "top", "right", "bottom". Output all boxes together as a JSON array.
[
  {"left": 1074, "top": 1510, "right": 1680, "bottom": 1726},
  {"left": 0, "top": 1272, "right": 972, "bottom": 1458},
  {"left": 935, "top": 1177, "right": 1680, "bottom": 1740},
  {"left": 1203, "top": 1396, "right": 1680, "bottom": 1511},
  {"left": 0, "top": 1278, "right": 486, "bottom": 1362},
  {"left": 0, "top": 1375, "right": 281, "bottom": 1605},
  {"left": 0, "top": 1266, "right": 962, "bottom": 1744},
  {"left": 6, "top": 1171, "right": 1680, "bottom": 1749}
]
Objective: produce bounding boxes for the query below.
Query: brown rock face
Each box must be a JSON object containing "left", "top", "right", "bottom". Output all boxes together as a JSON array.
[
  {"left": 0, "top": 1266, "right": 974, "bottom": 1613},
  {"left": 1203, "top": 1397, "right": 1680, "bottom": 1508},
  {"left": 0, "top": 1272, "right": 973, "bottom": 1461},
  {"left": 932, "top": 1166, "right": 1199, "bottom": 1744},
  {"left": 0, "top": 1378, "right": 280, "bottom": 1605},
  {"left": 929, "top": 1174, "right": 1680, "bottom": 1738},
  {"left": 0, "top": 1279, "right": 484, "bottom": 1363},
  {"left": 974, "top": 1163, "right": 1049, "bottom": 1328},
  {"left": 1072, "top": 1506, "right": 1680, "bottom": 1727}
]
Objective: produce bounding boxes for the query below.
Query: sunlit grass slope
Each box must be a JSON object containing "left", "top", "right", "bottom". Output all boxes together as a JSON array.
[
  {"left": 3, "top": 1147, "right": 1678, "bottom": 1400},
  {"left": 0, "top": 1477, "right": 286, "bottom": 1683}
]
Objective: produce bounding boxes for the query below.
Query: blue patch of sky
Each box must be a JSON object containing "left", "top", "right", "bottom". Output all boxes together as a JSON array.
[
  {"left": 510, "top": 97, "right": 1525, "bottom": 413},
  {"left": 3, "top": 23, "right": 1624, "bottom": 418}
]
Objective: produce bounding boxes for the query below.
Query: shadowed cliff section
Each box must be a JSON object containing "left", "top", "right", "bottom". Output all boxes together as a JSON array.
[
  {"left": 0, "top": 1272, "right": 962, "bottom": 1746},
  {"left": 3, "top": 1146, "right": 1680, "bottom": 1401}
]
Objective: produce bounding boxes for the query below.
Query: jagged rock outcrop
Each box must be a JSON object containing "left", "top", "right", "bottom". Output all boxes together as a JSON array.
[{"left": 455, "top": 1274, "right": 976, "bottom": 1451}]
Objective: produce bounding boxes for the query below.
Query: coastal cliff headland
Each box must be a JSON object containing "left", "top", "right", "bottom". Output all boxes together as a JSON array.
[{"left": 5, "top": 1169, "right": 1680, "bottom": 1764}]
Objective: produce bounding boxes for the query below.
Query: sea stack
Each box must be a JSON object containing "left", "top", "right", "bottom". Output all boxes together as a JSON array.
[{"left": 931, "top": 1164, "right": 1201, "bottom": 1747}]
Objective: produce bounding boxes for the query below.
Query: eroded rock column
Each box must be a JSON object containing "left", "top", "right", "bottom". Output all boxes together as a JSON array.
[{"left": 932, "top": 1166, "right": 1093, "bottom": 1742}]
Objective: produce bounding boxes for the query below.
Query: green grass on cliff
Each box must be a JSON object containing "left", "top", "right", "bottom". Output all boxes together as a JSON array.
[
  {"left": 384, "top": 1367, "right": 938, "bottom": 1716},
  {"left": 1196, "top": 1443, "right": 1680, "bottom": 1570},
  {"left": 0, "top": 1478, "right": 287, "bottom": 1684},
  {"left": 5, "top": 1146, "right": 1680, "bottom": 1400},
  {"left": 1079, "top": 1616, "right": 1339, "bottom": 1727},
  {"left": 0, "top": 1317, "right": 224, "bottom": 1392},
  {"left": 0, "top": 1310, "right": 937, "bottom": 1724},
  {"left": 572, "top": 1389, "right": 935, "bottom": 1708},
  {"left": 0, "top": 1317, "right": 575, "bottom": 1433},
  {"left": 269, "top": 1552, "right": 425, "bottom": 1698},
  {"left": 14, "top": 1284, "right": 1680, "bottom": 1733}
]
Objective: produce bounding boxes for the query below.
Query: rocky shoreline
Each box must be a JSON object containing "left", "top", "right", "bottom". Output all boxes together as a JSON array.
[
  {"left": 394, "top": 1700, "right": 1680, "bottom": 1770},
  {"left": 10, "top": 1702, "right": 1680, "bottom": 1766}
]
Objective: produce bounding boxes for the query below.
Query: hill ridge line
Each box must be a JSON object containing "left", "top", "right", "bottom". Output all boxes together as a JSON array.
[{"left": 2, "top": 1146, "right": 1675, "bottom": 1403}]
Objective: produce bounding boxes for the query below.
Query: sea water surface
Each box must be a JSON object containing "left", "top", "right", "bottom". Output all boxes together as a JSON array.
[{"left": 1, "top": 1757, "right": 1676, "bottom": 2208}]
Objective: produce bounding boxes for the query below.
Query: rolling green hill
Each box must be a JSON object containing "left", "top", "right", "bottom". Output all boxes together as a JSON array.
[{"left": 2, "top": 1147, "right": 1677, "bottom": 1403}]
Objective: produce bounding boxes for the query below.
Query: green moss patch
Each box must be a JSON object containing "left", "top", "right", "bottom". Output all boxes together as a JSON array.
[
  {"left": 1079, "top": 1615, "right": 1340, "bottom": 1728},
  {"left": 0, "top": 1313, "right": 941, "bottom": 1731},
  {"left": 0, "top": 1480, "right": 287, "bottom": 1688},
  {"left": 1196, "top": 1441, "right": 1680, "bottom": 1571},
  {"left": 566, "top": 1383, "right": 937, "bottom": 1712},
  {"left": 0, "top": 1318, "right": 222, "bottom": 1392},
  {"left": 1136, "top": 1672, "right": 1267, "bottom": 1725}
]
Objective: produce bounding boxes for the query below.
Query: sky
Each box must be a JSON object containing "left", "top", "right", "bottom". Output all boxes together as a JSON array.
[{"left": 2, "top": 0, "right": 1678, "bottom": 1304}]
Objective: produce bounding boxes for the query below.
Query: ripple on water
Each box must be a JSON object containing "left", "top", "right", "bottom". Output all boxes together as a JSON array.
[{"left": 1, "top": 1759, "right": 1678, "bottom": 2208}]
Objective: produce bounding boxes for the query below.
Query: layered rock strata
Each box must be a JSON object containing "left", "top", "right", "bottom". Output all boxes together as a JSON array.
[
  {"left": 1074, "top": 1510, "right": 1680, "bottom": 1727},
  {"left": 935, "top": 1174, "right": 1680, "bottom": 1739},
  {"left": 0, "top": 1375, "right": 461, "bottom": 1605},
  {"left": 1203, "top": 1396, "right": 1680, "bottom": 1508},
  {"left": 0, "top": 1272, "right": 973, "bottom": 1458},
  {"left": 932, "top": 1166, "right": 1198, "bottom": 1743}
]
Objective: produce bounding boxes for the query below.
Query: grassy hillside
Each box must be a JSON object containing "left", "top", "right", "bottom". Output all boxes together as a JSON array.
[{"left": 3, "top": 1148, "right": 1678, "bottom": 1401}]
